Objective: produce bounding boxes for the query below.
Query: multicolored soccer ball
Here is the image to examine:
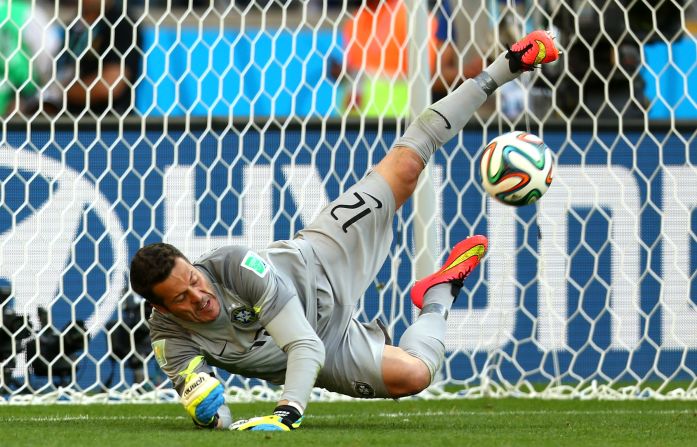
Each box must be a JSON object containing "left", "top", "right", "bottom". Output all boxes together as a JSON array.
[{"left": 480, "top": 131, "right": 554, "bottom": 206}]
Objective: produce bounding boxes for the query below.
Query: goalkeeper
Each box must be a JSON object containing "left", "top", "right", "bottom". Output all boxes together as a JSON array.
[{"left": 129, "top": 30, "right": 559, "bottom": 431}]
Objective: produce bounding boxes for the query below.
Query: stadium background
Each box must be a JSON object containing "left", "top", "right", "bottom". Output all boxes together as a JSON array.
[{"left": 2, "top": 0, "right": 697, "bottom": 402}]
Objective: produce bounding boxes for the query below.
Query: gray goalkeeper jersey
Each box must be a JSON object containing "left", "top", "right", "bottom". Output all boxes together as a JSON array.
[
  {"left": 149, "top": 171, "right": 397, "bottom": 401},
  {"left": 149, "top": 239, "right": 321, "bottom": 392}
]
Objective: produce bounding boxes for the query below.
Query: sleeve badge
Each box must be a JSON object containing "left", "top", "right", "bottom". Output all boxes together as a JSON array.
[{"left": 152, "top": 339, "right": 168, "bottom": 367}]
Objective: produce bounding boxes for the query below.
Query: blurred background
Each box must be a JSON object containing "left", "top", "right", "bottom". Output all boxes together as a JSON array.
[{"left": 3, "top": 0, "right": 696, "bottom": 121}]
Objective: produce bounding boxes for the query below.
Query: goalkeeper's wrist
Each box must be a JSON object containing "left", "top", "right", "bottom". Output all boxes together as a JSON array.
[
  {"left": 273, "top": 404, "right": 303, "bottom": 428},
  {"left": 192, "top": 413, "right": 219, "bottom": 429}
]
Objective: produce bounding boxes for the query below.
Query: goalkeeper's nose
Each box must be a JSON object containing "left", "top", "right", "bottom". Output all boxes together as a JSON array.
[{"left": 189, "top": 289, "right": 205, "bottom": 306}]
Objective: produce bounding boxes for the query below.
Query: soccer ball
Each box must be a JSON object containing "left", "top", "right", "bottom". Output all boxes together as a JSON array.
[{"left": 479, "top": 131, "right": 554, "bottom": 206}]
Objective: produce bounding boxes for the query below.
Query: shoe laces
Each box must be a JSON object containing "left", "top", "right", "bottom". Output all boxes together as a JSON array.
[
  {"left": 449, "top": 269, "right": 470, "bottom": 300},
  {"left": 451, "top": 270, "right": 469, "bottom": 288},
  {"left": 506, "top": 42, "right": 535, "bottom": 72}
]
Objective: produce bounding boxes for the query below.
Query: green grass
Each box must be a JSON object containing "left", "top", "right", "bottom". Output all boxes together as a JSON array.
[{"left": 1, "top": 399, "right": 696, "bottom": 447}]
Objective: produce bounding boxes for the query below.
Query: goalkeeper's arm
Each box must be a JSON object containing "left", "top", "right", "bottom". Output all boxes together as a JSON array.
[
  {"left": 232, "top": 298, "right": 325, "bottom": 431},
  {"left": 266, "top": 298, "right": 325, "bottom": 410}
]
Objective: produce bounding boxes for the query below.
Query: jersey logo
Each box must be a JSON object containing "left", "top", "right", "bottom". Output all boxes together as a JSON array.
[
  {"left": 251, "top": 328, "right": 270, "bottom": 350},
  {"left": 241, "top": 251, "right": 268, "bottom": 278},
  {"left": 152, "top": 339, "right": 167, "bottom": 367},
  {"left": 353, "top": 381, "right": 375, "bottom": 398},
  {"left": 231, "top": 306, "right": 259, "bottom": 325},
  {"left": 428, "top": 108, "right": 451, "bottom": 129}
]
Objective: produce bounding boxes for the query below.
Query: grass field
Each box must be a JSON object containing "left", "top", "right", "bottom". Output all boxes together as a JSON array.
[{"left": 1, "top": 398, "right": 696, "bottom": 446}]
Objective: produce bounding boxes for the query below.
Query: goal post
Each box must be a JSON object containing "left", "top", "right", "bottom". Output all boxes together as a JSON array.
[
  {"left": 1, "top": 1, "right": 697, "bottom": 404},
  {"left": 405, "top": 0, "right": 440, "bottom": 288}
]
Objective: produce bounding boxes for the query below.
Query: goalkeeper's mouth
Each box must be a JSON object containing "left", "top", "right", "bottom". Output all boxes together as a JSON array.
[{"left": 196, "top": 294, "right": 220, "bottom": 321}]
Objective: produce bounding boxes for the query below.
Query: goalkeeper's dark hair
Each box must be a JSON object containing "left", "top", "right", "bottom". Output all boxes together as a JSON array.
[{"left": 129, "top": 242, "right": 189, "bottom": 306}]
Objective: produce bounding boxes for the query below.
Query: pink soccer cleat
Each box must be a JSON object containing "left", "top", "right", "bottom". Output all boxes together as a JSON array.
[
  {"left": 410, "top": 235, "right": 488, "bottom": 309},
  {"left": 506, "top": 30, "right": 560, "bottom": 72}
]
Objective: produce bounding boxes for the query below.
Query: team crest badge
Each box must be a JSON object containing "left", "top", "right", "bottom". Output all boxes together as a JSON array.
[
  {"left": 231, "top": 306, "right": 259, "bottom": 325},
  {"left": 353, "top": 381, "right": 375, "bottom": 398}
]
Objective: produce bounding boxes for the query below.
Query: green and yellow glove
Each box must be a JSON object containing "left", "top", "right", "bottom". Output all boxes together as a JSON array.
[
  {"left": 180, "top": 370, "right": 225, "bottom": 427},
  {"left": 230, "top": 405, "right": 303, "bottom": 431}
]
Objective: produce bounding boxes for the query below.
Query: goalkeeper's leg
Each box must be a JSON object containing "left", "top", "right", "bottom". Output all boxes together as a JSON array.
[
  {"left": 383, "top": 235, "right": 487, "bottom": 396},
  {"left": 373, "top": 30, "right": 559, "bottom": 210},
  {"left": 378, "top": 31, "right": 558, "bottom": 397}
]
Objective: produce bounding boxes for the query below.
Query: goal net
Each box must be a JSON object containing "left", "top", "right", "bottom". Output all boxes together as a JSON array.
[{"left": 1, "top": 0, "right": 696, "bottom": 403}]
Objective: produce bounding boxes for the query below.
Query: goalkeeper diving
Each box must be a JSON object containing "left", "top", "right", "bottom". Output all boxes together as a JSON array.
[{"left": 129, "top": 30, "right": 560, "bottom": 431}]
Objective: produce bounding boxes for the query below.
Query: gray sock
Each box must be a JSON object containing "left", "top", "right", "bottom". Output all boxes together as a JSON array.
[
  {"left": 398, "top": 312, "right": 446, "bottom": 381},
  {"left": 394, "top": 78, "right": 488, "bottom": 166},
  {"left": 477, "top": 51, "right": 522, "bottom": 94},
  {"left": 398, "top": 283, "right": 459, "bottom": 380},
  {"left": 393, "top": 49, "right": 522, "bottom": 167},
  {"left": 420, "top": 282, "right": 456, "bottom": 318}
]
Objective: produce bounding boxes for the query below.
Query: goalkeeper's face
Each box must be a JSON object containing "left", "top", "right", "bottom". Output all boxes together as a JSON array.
[{"left": 151, "top": 257, "right": 221, "bottom": 323}]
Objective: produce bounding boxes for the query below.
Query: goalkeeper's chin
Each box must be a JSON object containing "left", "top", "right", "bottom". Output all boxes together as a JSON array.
[{"left": 195, "top": 294, "right": 221, "bottom": 323}]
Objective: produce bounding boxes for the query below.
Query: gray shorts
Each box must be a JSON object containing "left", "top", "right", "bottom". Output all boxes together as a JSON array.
[{"left": 296, "top": 171, "right": 396, "bottom": 398}]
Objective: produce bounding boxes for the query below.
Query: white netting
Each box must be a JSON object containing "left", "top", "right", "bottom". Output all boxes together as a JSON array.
[{"left": 1, "top": 0, "right": 697, "bottom": 404}]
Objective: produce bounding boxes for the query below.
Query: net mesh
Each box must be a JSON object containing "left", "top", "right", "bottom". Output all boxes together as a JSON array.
[{"left": 1, "top": 0, "right": 697, "bottom": 403}]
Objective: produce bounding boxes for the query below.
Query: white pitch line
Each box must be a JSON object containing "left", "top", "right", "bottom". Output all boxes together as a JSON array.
[
  {"left": 1, "top": 409, "right": 695, "bottom": 423},
  {"left": 360, "top": 409, "right": 697, "bottom": 418},
  {"left": 0, "top": 415, "right": 188, "bottom": 423}
]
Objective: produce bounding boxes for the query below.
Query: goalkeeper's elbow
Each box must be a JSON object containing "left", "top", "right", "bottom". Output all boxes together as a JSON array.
[
  {"left": 312, "top": 336, "right": 326, "bottom": 369},
  {"left": 295, "top": 335, "right": 325, "bottom": 369},
  {"left": 285, "top": 333, "right": 325, "bottom": 363}
]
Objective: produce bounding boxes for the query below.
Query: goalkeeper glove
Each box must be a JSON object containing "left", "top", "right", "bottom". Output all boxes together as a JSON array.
[
  {"left": 180, "top": 371, "right": 225, "bottom": 427},
  {"left": 230, "top": 405, "right": 303, "bottom": 431}
]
